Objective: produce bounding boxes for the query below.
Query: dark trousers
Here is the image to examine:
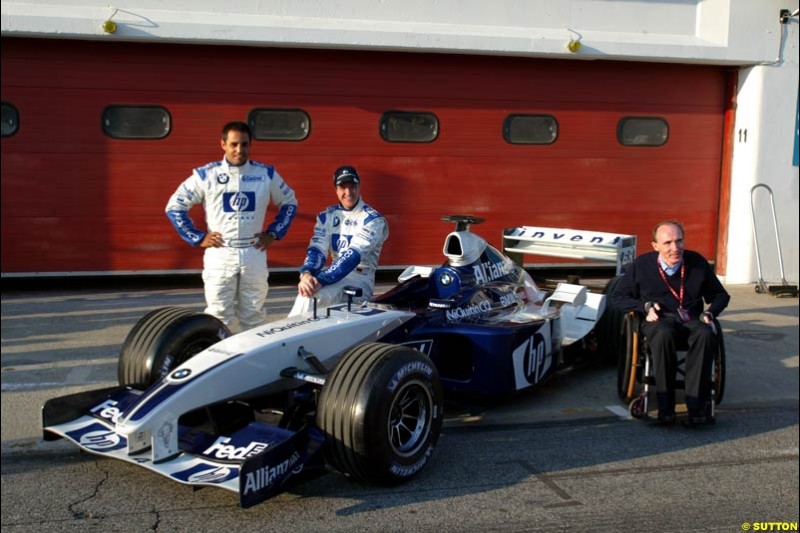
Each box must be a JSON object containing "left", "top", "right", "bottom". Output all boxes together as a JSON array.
[{"left": 641, "top": 316, "right": 717, "bottom": 417}]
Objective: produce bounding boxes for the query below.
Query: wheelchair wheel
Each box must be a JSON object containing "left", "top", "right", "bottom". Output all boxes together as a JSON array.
[
  {"left": 713, "top": 319, "right": 726, "bottom": 404},
  {"left": 628, "top": 395, "right": 646, "bottom": 419},
  {"left": 616, "top": 312, "right": 641, "bottom": 401}
]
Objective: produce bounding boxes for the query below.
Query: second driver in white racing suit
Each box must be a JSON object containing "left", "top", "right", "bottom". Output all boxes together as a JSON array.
[
  {"left": 166, "top": 121, "right": 297, "bottom": 332},
  {"left": 289, "top": 166, "right": 388, "bottom": 316}
]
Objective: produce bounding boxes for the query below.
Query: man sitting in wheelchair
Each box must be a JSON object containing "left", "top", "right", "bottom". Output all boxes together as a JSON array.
[{"left": 612, "top": 220, "right": 730, "bottom": 426}]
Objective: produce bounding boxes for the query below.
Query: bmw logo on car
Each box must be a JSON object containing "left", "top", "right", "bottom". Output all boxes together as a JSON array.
[{"left": 171, "top": 368, "right": 192, "bottom": 380}]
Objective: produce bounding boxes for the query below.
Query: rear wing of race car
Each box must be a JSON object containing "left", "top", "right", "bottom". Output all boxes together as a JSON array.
[{"left": 503, "top": 226, "right": 637, "bottom": 275}]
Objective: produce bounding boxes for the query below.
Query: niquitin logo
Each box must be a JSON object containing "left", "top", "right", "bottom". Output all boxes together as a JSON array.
[
  {"left": 223, "top": 192, "right": 256, "bottom": 212},
  {"left": 446, "top": 300, "right": 492, "bottom": 321}
]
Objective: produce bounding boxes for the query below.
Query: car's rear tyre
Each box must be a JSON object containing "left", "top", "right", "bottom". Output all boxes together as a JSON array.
[
  {"left": 595, "top": 275, "right": 627, "bottom": 364},
  {"left": 317, "top": 343, "right": 444, "bottom": 485},
  {"left": 118, "top": 306, "right": 230, "bottom": 389}
]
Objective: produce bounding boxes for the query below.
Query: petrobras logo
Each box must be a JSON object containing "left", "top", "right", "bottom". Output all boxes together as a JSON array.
[
  {"left": 222, "top": 192, "right": 256, "bottom": 213},
  {"left": 80, "top": 429, "right": 121, "bottom": 450},
  {"left": 90, "top": 399, "right": 122, "bottom": 424},
  {"left": 356, "top": 228, "right": 374, "bottom": 241},
  {"left": 399, "top": 339, "right": 434, "bottom": 356},
  {"left": 243, "top": 452, "right": 303, "bottom": 495},
  {"left": 158, "top": 422, "right": 174, "bottom": 448},
  {"left": 473, "top": 259, "right": 515, "bottom": 284},
  {"left": 241, "top": 175, "right": 263, "bottom": 182},
  {"left": 188, "top": 466, "right": 232, "bottom": 483},
  {"left": 446, "top": 300, "right": 492, "bottom": 321},
  {"left": 203, "top": 436, "right": 269, "bottom": 461}
]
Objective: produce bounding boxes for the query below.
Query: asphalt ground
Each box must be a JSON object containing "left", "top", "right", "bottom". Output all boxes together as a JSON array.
[{"left": 1, "top": 280, "right": 797, "bottom": 532}]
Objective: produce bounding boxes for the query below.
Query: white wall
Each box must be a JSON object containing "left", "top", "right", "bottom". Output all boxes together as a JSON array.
[
  {"left": 0, "top": 0, "right": 788, "bottom": 64},
  {"left": 725, "top": 14, "right": 800, "bottom": 284}
]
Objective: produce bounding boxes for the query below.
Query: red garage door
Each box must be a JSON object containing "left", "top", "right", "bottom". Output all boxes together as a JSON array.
[{"left": 1, "top": 37, "right": 725, "bottom": 275}]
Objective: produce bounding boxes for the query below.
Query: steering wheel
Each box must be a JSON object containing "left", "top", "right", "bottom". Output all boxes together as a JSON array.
[{"left": 442, "top": 215, "right": 486, "bottom": 232}]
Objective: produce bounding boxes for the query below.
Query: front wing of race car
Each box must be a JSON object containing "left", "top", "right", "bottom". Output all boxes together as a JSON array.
[
  {"left": 42, "top": 305, "right": 416, "bottom": 507},
  {"left": 43, "top": 386, "right": 326, "bottom": 507}
]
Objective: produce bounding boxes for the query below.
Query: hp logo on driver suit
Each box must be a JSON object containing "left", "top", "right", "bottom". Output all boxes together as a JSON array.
[{"left": 222, "top": 192, "right": 256, "bottom": 212}]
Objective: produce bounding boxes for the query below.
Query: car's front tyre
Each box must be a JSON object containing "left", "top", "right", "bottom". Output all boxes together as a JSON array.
[
  {"left": 317, "top": 343, "right": 444, "bottom": 485},
  {"left": 118, "top": 306, "right": 229, "bottom": 389}
]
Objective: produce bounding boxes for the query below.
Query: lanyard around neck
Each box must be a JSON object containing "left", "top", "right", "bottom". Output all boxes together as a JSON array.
[{"left": 658, "top": 261, "right": 685, "bottom": 308}]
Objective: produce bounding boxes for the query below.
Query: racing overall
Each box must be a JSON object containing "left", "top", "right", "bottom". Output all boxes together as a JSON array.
[
  {"left": 289, "top": 198, "right": 388, "bottom": 316},
  {"left": 166, "top": 158, "right": 297, "bottom": 331}
]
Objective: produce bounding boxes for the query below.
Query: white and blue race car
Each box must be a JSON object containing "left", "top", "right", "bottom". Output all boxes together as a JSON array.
[{"left": 42, "top": 215, "right": 635, "bottom": 507}]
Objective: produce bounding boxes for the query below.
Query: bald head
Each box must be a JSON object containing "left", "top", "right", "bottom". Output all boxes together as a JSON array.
[{"left": 651, "top": 221, "right": 685, "bottom": 267}]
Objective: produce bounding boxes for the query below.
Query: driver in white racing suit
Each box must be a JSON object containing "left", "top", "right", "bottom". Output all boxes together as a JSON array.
[
  {"left": 166, "top": 121, "right": 297, "bottom": 332},
  {"left": 289, "top": 166, "right": 388, "bottom": 316}
]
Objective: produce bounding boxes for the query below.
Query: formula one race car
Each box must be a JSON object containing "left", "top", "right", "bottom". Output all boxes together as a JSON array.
[{"left": 42, "top": 216, "right": 635, "bottom": 508}]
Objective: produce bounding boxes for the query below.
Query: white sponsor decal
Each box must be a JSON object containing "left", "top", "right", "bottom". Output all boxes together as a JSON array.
[
  {"left": 90, "top": 399, "right": 122, "bottom": 424},
  {"left": 499, "top": 291, "right": 523, "bottom": 307},
  {"left": 243, "top": 452, "right": 303, "bottom": 495},
  {"left": 188, "top": 466, "right": 232, "bottom": 483},
  {"left": 512, "top": 330, "right": 552, "bottom": 389},
  {"left": 80, "top": 429, "right": 121, "bottom": 450},
  {"left": 390, "top": 446, "right": 434, "bottom": 478},
  {"left": 203, "top": 436, "right": 268, "bottom": 461},
  {"left": 388, "top": 361, "right": 434, "bottom": 392},
  {"left": 473, "top": 258, "right": 515, "bottom": 284},
  {"left": 158, "top": 422, "right": 174, "bottom": 448},
  {"left": 399, "top": 340, "right": 434, "bottom": 356},
  {"left": 256, "top": 315, "right": 331, "bottom": 337},
  {"left": 446, "top": 300, "right": 492, "bottom": 321}
]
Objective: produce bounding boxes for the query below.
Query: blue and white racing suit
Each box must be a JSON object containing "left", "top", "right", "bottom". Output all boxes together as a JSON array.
[
  {"left": 289, "top": 198, "right": 388, "bottom": 316},
  {"left": 166, "top": 158, "right": 297, "bottom": 331}
]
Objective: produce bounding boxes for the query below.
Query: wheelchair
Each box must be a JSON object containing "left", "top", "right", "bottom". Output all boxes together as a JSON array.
[{"left": 616, "top": 311, "right": 726, "bottom": 421}]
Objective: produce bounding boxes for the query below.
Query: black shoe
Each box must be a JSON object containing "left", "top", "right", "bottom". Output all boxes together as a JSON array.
[
  {"left": 682, "top": 414, "right": 709, "bottom": 427},
  {"left": 656, "top": 413, "right": 676, "bottom": 426}
]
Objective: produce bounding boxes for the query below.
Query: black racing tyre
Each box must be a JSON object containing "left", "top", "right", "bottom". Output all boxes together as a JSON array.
[
  {"left": 595, "top": 275, "right": 627, "bottom": 364},
  {"left": 713, "top": 319, "right": 726, "bottom": 405},
  {"left": 118, "top": 306, "right": 230, "bottom": 389},
  {"left": 616, "top": 312, "right": 642, "bottom": 401},
  {"left": 317, "top": 343, "right": 444, "bottom": 485}
]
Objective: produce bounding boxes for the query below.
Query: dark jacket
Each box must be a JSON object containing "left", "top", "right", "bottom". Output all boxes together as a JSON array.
[{"left": 611, "top": 250, "right": 730, "bottom": 319}]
